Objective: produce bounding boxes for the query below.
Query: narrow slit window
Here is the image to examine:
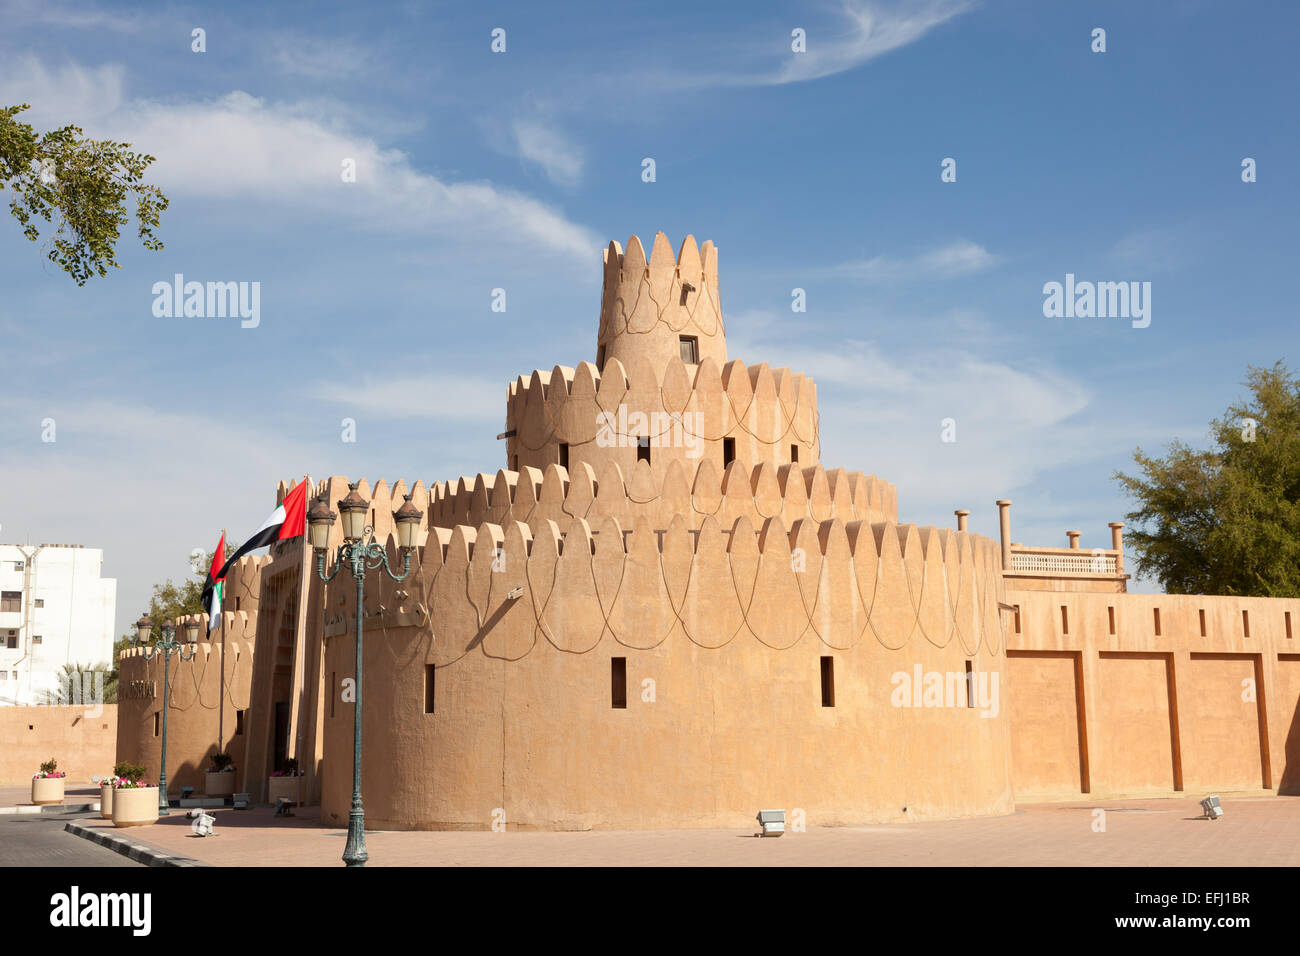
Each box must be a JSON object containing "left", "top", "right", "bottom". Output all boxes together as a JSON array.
[
  {"left": 820, "top": 656, "right": 835, "bottom": 707},
  {"left": 1108, "top": 606, "right": 1116, "bottom": 635},
  {"left": 611, "top": 657, "right": 627, "bottom": 709},
  {"left": 330, "top": 673, "right": 336, "bottom": 718},
  {"left": 1153, "top": 607, "right": 1161, "bottom": 636},
  {"left": 559, "top": 443, "right": 569, "bottom": 470},
  {"left": 678, "top": 336, "right": 698, "bottom": 364},
  {"left": 153, "top": 712, "right": 160, "bottom": 737},
  {"left": 1060, "top": 606, "right": 1069, "bottom": 635},
  {"left": 965, "top": 660, "right": 975, "bottom": 708},
  {"left": 425, "top": 664, "right": 436, "bottom": 714},
  {"left": 1013, "top": 605, "right": 1021, "bottom": 634},
  {"left": 1287, "top": 611, "right": 1293, "bottom": 640},
  {"left": 1243, "top": 609, "right": 1251, "bottom": 638},
  {"left": 1199, "top": 609, "right": 1206, "bottom": 637},
  {"left": 637, "top": 436, "right": 651, "bottom": 465},
  {"left": 235, "top": 711, "right": 245, "bottom": 735},
  {"left": 596, "top": 345, "right": 606, "bottom": 371},
  {"left": 723, "top": 437, "right": 735, "bottom": 468},
  {"left": 790, "top": 444, "right": 799, "bottom": 463}
]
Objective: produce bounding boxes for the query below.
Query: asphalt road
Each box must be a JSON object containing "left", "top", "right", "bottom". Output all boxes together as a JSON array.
[{"left": 0, "top": 814, "right": 141, "bottom": 867}]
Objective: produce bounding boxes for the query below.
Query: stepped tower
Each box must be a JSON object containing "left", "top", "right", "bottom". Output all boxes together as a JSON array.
[{"left": 504, "top": 232, "right": 823, "bottom": 483}]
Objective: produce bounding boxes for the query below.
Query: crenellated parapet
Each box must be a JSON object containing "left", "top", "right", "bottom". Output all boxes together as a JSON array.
[
  {"left": 323, "top": 513, "right": 1006, "bottom": 660},
  {"left": 597, "top": 232, "right": 725, "bottom": 375},
  {"left": 505, "top": 353, "right": 821, "bottom": 476},
  {"left": 425, "top": 458, "right": 898, "bottom": 537}
]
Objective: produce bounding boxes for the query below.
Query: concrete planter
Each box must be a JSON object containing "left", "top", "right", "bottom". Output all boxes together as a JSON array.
[
  {"left": 100, "top": 784, "right": 114, "bottom": 818},
  {"left": 111, "top": 787, "right": 159, "bottom": 828},
  {"left": 31, "top": 776, "right": 65, "bottom": 805},
  {"left": 205, "top": 771, "right": 236, "bottom": 797},
  {"left": 267, "top": 776, "right": 302, "bottom": 805}
]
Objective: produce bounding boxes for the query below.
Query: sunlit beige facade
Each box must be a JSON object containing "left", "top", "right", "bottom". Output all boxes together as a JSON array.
[{"left": 117, "top": 233, "right": 1300, "bottom": 827}]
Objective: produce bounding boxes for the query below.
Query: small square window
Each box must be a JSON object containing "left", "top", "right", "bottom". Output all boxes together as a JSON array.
[
  {"left": 32, "top": 635, "right": 41, "bottom": 644},
  {"left": 679, "top": 336, "right": 699, "bottom": 364},
  {"left": 33, "top": 599, "right": 43, "bottom": 608}
]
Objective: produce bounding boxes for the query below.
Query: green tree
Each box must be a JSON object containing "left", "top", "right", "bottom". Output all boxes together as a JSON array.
[
  {"left": 108, "top": 551, "right": 219, "bottom": 688},
  {"left": 43, "top": 661, "right": 117, "bottom": 705},
  {"left": 1114, "top": 361, "right": 1300, "bottom": 596},
  {"left": 0, "top": 103, "right": 168, "bottom": 284}
]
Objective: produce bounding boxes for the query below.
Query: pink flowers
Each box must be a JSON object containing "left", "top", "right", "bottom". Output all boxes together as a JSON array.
[
  {"left": 33, "top": 770, "right": 67, "bottom": 779},
  {"left": 113, "top": 779, "right": 155, "bottom": 789}
]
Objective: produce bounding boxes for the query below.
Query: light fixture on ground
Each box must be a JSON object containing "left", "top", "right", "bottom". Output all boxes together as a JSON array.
[
  {"left": 309, "top": 484, "right": 423, "bottom": 867},
  {"left": 756, "top": 809, "right": 786, "bottom": 836},
  {"left": 1200, "top": 795, "right": 1224, "bottom": 820},
  {"left": 132, "top": 615, "right": 197, "bottom": 816}
]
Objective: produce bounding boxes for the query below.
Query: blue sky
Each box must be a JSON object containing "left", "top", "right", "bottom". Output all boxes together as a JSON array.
[{"left": 0, "top": 0, "right": 1295, "bottom": 638}]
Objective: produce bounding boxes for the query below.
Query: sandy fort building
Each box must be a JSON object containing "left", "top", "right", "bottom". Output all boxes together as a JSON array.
[{"left": 116, "top": 233, "right": 1300, "bottom": 827}]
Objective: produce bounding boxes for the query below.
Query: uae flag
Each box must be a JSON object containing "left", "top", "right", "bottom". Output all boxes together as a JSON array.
[
  {"left": 217, "top": 480, "right": 309, "bottom": 579},
  {"left": 200, "top": 533, "right": 226, "bottom": 633}
]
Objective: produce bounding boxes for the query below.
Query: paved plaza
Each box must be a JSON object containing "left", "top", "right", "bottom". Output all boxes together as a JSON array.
[{"left": 53, "top": 794, "right": 1300, "bottom": 867}]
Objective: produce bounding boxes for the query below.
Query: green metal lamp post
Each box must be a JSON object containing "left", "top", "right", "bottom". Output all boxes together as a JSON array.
[
  {"left": 309, "top": 483, "right": 423, "bottom": 867},
  {"left": 132, "top": 616, "right": 199, "bottom": 815}
]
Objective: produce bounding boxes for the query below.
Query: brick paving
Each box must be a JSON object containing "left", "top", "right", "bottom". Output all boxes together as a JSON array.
[{"left": 63, "top": 795, "right": 1300, "bottom": 866}]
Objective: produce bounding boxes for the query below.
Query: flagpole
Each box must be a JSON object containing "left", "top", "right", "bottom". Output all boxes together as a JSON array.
[{"left": 218, "top": 528, "right": 226, "bottom": 755}]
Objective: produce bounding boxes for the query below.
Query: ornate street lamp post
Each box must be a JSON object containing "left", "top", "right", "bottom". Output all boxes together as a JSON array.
[
  {"left": 132, "top": 616, "right": 200, "bottom": 815},
  {"left": 309, "top": 483, "right": 423, "bottom": 867}
]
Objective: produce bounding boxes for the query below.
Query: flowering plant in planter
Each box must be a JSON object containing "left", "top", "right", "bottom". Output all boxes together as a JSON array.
[
  {"left": 271, "top": 758, "right": 302, "bottom": 777},
  {"left": 112, "top": 761, "right": 147, "bottom": 787},
  {"left": 113, "top": 778, "right": 155, "bottom": 789},
  {"left": 208, "top": 752, "right": 235, "bottom": 773},
  {"left": 34, "top": 758, "right": 66, "bottom": 779}
]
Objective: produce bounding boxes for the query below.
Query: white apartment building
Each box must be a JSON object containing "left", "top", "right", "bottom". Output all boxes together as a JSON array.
[{"left": 0, "top": 544, "right": 116, "bottom": 706}]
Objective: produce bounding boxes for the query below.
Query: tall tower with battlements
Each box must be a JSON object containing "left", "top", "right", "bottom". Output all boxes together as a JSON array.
[{"left": 505, "top": 232, "right": 824, "bottom": 484}]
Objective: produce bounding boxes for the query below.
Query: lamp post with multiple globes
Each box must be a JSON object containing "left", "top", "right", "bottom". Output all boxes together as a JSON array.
[
  {"left": 307, "top": 482, "right": 423, "bottom": 867},
  {"left": 131, "top": 616, "right": 200, "bottom": 815}
]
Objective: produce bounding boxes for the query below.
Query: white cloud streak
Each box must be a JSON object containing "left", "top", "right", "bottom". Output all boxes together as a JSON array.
[
  {"left": 820, "top": 240, "right": 997, "bottom": 283},
  {"left": 511, "top": 119, "right": 585, "bottom": 188},
  {"left": 0, "top": 56, "right": 602, "bottom": 266}
]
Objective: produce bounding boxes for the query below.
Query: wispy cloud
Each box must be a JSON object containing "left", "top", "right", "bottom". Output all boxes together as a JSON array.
[
  {"left": 270, "top": 34, "right": 374, "bottom": 79},
  {"left": 818, "top": 239, "right": 997, "bottom": 283},
  {"left": 671, "top": 0, "right": 974, "bottom": 88},
  {"left": 0, "top": 56, "right": 602, "bottom": 266},
  {"left": 1110, "top": 227, "right": 1188, "bottom": 271},
  {"left": 307, "top": 374, "right": 504, "bottom": 423},
  {"left": 511, "top": 119, "right": 585, "bottom": 188},
  {"left": 0, "top": 0, "right": 146, "bottom": 33}
]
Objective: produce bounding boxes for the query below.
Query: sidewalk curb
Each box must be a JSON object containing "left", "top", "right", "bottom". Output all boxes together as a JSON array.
[
  {"left": 0, "top": 803, "right": 98, "bottom": 815},
  {"left": 64, "top": 821, "right": 209, "bottom": 867}
]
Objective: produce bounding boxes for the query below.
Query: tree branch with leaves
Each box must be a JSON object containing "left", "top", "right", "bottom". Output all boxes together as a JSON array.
[{"left": 0, "top": 103, "right": 169, "bottom": 284}]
